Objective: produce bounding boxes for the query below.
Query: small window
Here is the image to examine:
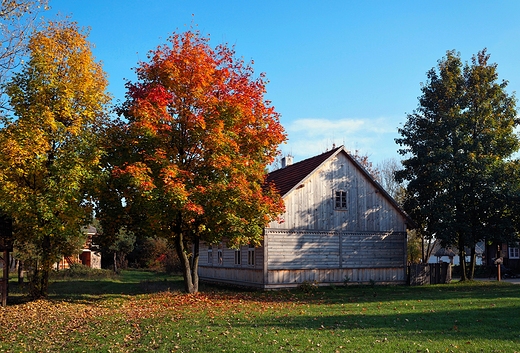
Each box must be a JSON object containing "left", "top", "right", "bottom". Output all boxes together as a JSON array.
[
  {"left": 335, "top": 190, "right": 347, "bottom": 209},
  {"left": 509, "top": 247, "right": 519, "bottom": 259},
  {"left": 248, "top": 243, "right": 255, "bottom": 266},
  {"left": 207, "top": 245, "right": 213, "bottom": 264},
  {"left": 218, "top": 249, "right": 223, "bottom": 265},
  {"left": 234, "top": 249, "right": 241, "bottom": 265}
]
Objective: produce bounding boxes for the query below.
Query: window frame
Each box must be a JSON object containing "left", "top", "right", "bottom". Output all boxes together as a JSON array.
[
  {"left": 509, "top": 247, "right": 519, "bottom": 259},
  {"left": 234, "top": 249, "right": 241, "bottom": 265},
  {"left": 334, "top": 190, "right": 347, "bottom": 210},
  {"left": 217, "top": 248, "right": 223, "bottom": 265},
  {"left": 207, "top": 245, "right": 213, "bottom": 264},
  {"left": 247, "top": 243, "right": 255, "bottom": 266}
]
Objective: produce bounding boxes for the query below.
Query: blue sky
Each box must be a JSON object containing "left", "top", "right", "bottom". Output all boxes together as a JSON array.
[{"left": 46, "top": 1, "right": 520, "bottom": 165}]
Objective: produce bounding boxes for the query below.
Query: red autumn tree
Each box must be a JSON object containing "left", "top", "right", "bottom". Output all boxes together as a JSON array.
[{"left": 99, "top": 30, "right": 286, "bottom": 293}]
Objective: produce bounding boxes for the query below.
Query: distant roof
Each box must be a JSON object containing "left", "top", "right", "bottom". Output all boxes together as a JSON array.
[
  {"left": 267, "top": 146, "right": 342, "bottom": 197},
  {"left": 435, "top": 247, "right": 458, "bottom": 257},
  {"left": 82, "top": 225, "right": 97, "bottom": 235}
]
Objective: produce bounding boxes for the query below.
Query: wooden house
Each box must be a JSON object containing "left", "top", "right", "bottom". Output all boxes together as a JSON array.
[
  {"left": 198, "top": 146, "right": 414, "bottom": 289},
  {"left": 56, "top": 225, "right": 101, "bottom": 270},
  {"left": 484, "top": 242, "right": 519, "bottom": 274}
]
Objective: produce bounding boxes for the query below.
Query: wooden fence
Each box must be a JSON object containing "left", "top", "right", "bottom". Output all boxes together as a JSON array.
[{"left": 408, "top": 263, "right": 452, "bottom": 285}]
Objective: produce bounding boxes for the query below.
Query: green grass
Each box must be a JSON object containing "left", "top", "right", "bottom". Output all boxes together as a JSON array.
[{"left": 1, "top": 272, "right": 520, "bottom": 352}]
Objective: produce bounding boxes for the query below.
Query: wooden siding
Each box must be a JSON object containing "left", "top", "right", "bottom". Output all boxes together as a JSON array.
[
  {"left": 269, "top": 153, "right": 407, "bottom": 233},
  {"left": 266, "top": 267, "right": 405, "bottom": 288},
  {"left": 200, "top": 243, "right": 264, "bottom": 268},
  {"left": 199, "top": 242, "right": 266, "bottom": 287},
  {"left": 263, "top": 229, "right": 406, "bottom": 287},
  {"left": 265, "top": 229, "right": 405, "bottom": 270},
  {"left": 267, "top": 231, "right": 339, "bottom": 269},
  {"left": 198, "top": 228, "right": 407, "bottom": 288},
  {"left": 198, "top": 267, "right": 264, "bottom": 287}
]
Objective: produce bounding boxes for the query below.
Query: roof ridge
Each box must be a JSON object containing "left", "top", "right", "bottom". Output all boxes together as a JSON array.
[
  {"left": 267, "top": 146, "right": 343, "bottom": 196},
  {"left": 269, "top": 145, "right": 343, "bottom": 175}
]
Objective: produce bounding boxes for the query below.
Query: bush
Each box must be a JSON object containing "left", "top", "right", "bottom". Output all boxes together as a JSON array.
[
  {"left": 50, "top": 263, "right": 117, "bottom": 280},
  {"left": 139, "top": 237, "right": 181, "bottom": 274},
  {"left": 298, "top": 280, "right": 319, "bottom": 293}
]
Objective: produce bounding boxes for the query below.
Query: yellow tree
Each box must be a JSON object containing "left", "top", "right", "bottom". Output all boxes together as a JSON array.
[{"left": 0, "top": 20, "right": 110, "bottom": 298}]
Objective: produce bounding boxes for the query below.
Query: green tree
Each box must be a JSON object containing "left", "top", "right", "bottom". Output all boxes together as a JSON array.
[
  {"left": 96, "top": 30, "right": 286, "bottom": 293},
  {"left": 0, "top": 20, "right": 111, "bottom": 298},
  {"left": 108, "top": 227, "right": 136, "bottom": 272},
  {"left": 396, "top": 49, "right": 519, "bottom": 280}
]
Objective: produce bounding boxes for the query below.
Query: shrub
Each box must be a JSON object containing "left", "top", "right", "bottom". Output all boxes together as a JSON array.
[
  {"left": 298, "top": 280, "right": 318, "bottom": 293},
  {"left": 140, "top": 237, "right": 181, "bottom": 274},
  {"left": 50, "top": 263, "right": 117, "bottom": 280}
]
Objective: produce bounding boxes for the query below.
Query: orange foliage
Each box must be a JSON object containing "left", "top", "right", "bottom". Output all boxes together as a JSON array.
[{"left": 102, "top": 29, "right": 286, "bottom": 292}]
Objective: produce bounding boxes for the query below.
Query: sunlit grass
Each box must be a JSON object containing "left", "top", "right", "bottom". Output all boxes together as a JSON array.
[{"left": 1, "top": 273, "right": 519, "bottom": 352}]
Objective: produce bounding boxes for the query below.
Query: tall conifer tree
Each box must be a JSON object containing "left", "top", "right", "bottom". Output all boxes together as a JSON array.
[{"left": 396, "top": 50, "right": 519, "bottom": 280}]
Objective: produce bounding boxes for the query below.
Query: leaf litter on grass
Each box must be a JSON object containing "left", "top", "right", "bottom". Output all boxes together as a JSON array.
[{"left": 1, "top": 282, "right": 520, "bottom": 352}]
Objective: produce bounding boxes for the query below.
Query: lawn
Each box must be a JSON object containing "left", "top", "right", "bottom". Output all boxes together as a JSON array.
[{"left": 1, "top": 271, "right": 519, "bottom": 353}]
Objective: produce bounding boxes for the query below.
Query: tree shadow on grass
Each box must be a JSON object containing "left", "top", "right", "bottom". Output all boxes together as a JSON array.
[
  {"left": 240, "top": 305, "right": 520, "bottom": 343},
  {"left": 6, "top": 271, "right": 187, "bottom": 305},
  {"left": 283, "top": 281, "right": 520, "bottom": 306},
  {"left": 6, "top": 273, "right": 519, "bottom": 308},
  {"left": 49, "top": 277, "right": 185, "bottom": 298}
]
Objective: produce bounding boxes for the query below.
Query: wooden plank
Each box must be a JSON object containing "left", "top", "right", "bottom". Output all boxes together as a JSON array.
[{"left": 263, "top": 267, "right": 406, "bottom": 286}]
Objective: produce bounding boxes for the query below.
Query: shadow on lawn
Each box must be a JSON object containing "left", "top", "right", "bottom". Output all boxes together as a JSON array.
[
  {"left": 287, "top": 281, "right": 520, "bottom": 305},
  {"left": 48, "top": 277, "right": 185, "bottom": 297},
  {"left": 7, "top": 271, "right": 187, "bottom": 304},
  {"left": 245, "top": 304, "right": 520, "bottom": 342},
  {"left": 7, "top": 273, "right": 519, "bottom": 308}
]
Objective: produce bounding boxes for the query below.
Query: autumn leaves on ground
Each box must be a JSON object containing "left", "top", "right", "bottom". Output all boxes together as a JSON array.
[{"left": 1, "top": 271, "right": 520, "bottom": 353}]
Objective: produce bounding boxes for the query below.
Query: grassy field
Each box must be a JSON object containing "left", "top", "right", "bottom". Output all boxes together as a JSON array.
[{"left": 1, "top": 271, "right": 519, "bottom": 353}]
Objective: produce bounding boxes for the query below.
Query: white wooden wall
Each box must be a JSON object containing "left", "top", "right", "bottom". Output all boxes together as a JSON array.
[
  {"left": 269, "top": 153, "right": 407, "bottom": 233},
  {"left": 198, "top": 151, "right": 410, "bottom": 289},
  {"left": 263, "top": 229, "right": 406, "bottom": 287},
  {"left": 198, "top": 228, "right": 407, "bottom": 289},
  {"left": 198, "top": 242, "right": 266, "bottom": 287},
  {"left": 265, "top": 230, "right": 405, "bottom": 269}
]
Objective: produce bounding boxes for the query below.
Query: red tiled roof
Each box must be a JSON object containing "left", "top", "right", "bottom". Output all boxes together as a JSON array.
[{"left": 266, "top": 146, "right": 342, "bottom": 197}]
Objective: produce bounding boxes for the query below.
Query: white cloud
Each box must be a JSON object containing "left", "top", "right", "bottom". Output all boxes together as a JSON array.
[
  {"left": 287, "top": 118, "right": 367, "bottom": 135},
  {"left": 280, "top": 117, "right": 402, "bottom": 164}
]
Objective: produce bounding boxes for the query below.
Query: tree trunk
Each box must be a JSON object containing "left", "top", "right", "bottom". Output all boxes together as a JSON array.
[
  {"left": 113, "top": 252, "right": 117, "bottom": 273},
  {"left": 468, "top": 245, "right": 477, "bottom": 280},
  {"left": 28, "top": 235, "right": 52, "bottom": 298},
  {"left": 9, "top": 255, "right": 16, "bottom": 271},
  {"left": 190, "top": 237, "right": 199, "bottom": 293},
  {"left": 18, "top": 260, "right": 23, "bottom": 284},
  {"left": 174, "top": 231, "right": 198, "bottom": 293},
  {"left": 458, "top": 237, "right": 468, "bottom": 281},
  {"left": 39, "top": 266, "right": 49, "bottom": 298},
  {"left": 28, "top": 260, "right": 48, "bottom": 299},
  {"left": 421, "top": 233, "right": 425, "bottom": 263}
]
